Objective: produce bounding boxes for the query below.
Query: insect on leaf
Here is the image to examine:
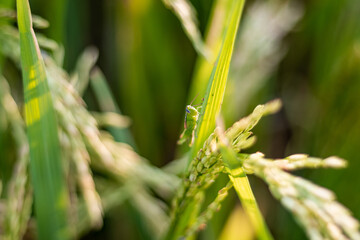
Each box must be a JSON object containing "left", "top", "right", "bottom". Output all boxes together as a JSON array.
[{"left": 190, "top": 0, "right": 246, "bottom": 161}]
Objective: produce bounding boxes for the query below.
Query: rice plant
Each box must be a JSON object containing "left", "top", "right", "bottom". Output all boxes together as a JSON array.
[{"left": 0, "top": 0, "right": 359, "bottom": 239}]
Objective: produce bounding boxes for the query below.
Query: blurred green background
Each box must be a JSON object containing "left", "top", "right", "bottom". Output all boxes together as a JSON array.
[{"left": 1, "top": 0, "right": 360, "bottom": 239}]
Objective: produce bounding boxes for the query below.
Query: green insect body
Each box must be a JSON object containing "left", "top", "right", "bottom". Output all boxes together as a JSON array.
[{"left": 178, "top": 105, "right": 200, "bottom": 146}]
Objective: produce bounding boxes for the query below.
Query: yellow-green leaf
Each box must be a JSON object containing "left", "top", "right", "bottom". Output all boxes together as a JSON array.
[
  {"left": 219, "top": 142, "right": 273, "bottom": 240},
  {"left": 190, "top": 0, "right": 245, "bottom": 161}
]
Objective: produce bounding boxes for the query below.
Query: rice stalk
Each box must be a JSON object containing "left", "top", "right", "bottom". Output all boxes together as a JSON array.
[
  {"left": 242, "top": 152, "right": 360, "bottom": 240},
  {"left": 218, "top": 128, "right": 273, "bottom": 240},
  {"left": 171, "top": 99, "right": 358, "bottom": 239},
  {"left": 166, "top": 0, "right": 246, "bottom": 238},
  {"left": 0, "top": 76, "right": 32, "bottom": 240}
]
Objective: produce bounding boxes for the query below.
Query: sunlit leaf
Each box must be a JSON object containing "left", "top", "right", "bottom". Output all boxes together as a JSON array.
[
  {"left": 219, "top": 139, "right": 273, "bottom": 240},
  {"left": 16, "top": 0, "right": 70, "bottom": 239},
  {"left": 191, "top": 0, "right": 245, "bottom": 161}
]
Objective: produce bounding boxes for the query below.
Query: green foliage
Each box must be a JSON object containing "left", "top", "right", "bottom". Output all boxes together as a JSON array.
[
  {"left": 1, "top": 0, "right": 360, "bottom": 239},
  {"left": 0, "top": 76, "right": 32, "bottom": 240},
  {"left": 16, "top": 0, "right": 70, "bottom": 239},
  {"left": 188, "top": 0, "right": 233, "bottom": 102},
  {"left": 164, "top": 0, "right": 246, "bottom": 238},
  {"left": 191, "top": 0, "right": 245, "bottom": 160},
  {"left": 218, "top": 102, "right": 281, "bottom": 240}
]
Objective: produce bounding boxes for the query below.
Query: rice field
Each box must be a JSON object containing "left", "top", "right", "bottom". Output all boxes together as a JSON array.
[{"left": 0, "top": 0, "right": 360, "bottom": 239}]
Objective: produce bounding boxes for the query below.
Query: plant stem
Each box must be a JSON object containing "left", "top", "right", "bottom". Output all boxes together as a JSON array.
[
  {"left": 229, "top": 171, "right": 273, "bottom": 240},
  {"left": 220, "top": 144, "right": 273, "bottom": 240}
]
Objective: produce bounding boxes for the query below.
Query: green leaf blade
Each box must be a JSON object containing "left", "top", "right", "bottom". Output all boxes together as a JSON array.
[
  {"left": 16, "top": 0, "right": 70, "bottom": 239},
  {"left": 219, "top": 142, "right": 273, "bottom": 240},
  {"left": 191, "top": 0, "right": 245, "bottom": 160}
]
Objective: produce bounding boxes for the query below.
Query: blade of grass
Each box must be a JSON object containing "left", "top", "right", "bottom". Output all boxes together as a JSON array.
[
  {"left": 219, "top": 144, "right": 273, "bottom": 240},
  {"left": 187, "top": 0, "right": 233, "bottom": 102},
  {"left": 16, "top": 0, "right": 70, "bottom": 239},
  {"left": 190, "top": 0, "right": 245, "bottom": 161},
  {"left": 216, "top": 101, "right": 281, "bottom": 240}
]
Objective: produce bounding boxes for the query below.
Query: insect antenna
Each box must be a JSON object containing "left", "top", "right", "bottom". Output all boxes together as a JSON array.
[
  {"left": 189, "top": 93, "right": 199, "bottom": 106},
  {"left": 192, "top": 97, "right": 204, "bottom": 108}
]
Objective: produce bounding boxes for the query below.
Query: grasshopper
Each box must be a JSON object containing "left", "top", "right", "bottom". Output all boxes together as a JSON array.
[{"left": 178, "top": 99, "right": 202, "bottom": 146}]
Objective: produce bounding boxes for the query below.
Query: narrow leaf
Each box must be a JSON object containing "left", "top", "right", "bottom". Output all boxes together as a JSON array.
[
  {"left": 188, "top": 0, "right": 233, "bottom": 102},
  {"left": 16, "top": 0, "right": 70, "bottom": 239},
  {"left": 191, "top": 0, "right": 245, "bottom": 161},
  {"left": 221, "top": 145, "right": 273, "bottom": 240}
]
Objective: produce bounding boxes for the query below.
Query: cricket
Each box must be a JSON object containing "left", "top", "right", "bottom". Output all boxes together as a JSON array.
[{"left": 178, "top": 98, "right": 202, "bottom": 146}]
